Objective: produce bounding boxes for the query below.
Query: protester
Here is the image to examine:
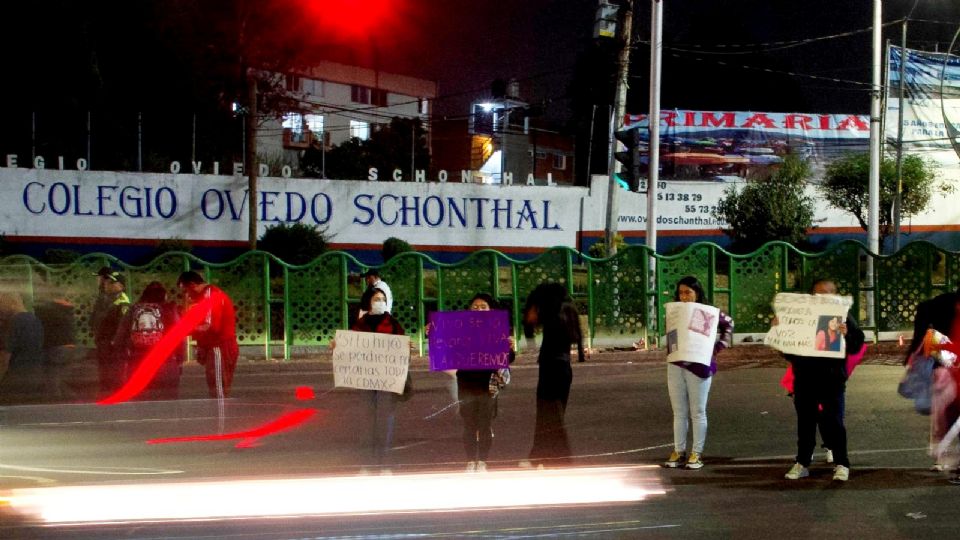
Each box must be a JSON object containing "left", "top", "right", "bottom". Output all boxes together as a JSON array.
[
  {"left": 113, "top": 281, "right": 184, "bottom": 400},
  {"left": 362, "top": 268, "right": 393, "bottom": 316},
  {"left": 662, "top": 276, "right": 734, "bottom": 470},
  {"left": 456, "top": 293, "right": 515, "bottom": 472},
  {"left": 35, "top": 285, "right": 79, "bottom": 401},
  {"left": 777, "top": 278, "right": 864, "bottom": 482},
  {"left": 335, "top": 287, "right": 408, "bottom": 471},
  {"left": 905, "top": 285, "right": 960, "bottom": 483},
  {"left": 0, "top": 292, "right": 45, "bottom": 404},
  {"left": 520, "top": 282, "right": 584, "bottom": 468},
  {"left": 92, "top": 269, "right": 130, "bottom": 399},
  {"left": 177, "top": 271, "right": 239, "bottom": 399}
]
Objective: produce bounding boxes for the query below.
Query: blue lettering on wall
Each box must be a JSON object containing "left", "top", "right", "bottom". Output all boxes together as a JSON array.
[
  {"left": 201, "top": 189, "right": 225, "bottom": 220},
  {"left": 353, "top": 194, "right": 374, "bottom": 225}
]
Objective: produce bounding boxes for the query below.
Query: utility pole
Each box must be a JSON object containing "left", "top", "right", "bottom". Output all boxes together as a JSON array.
[
  {"left": 893, "top": 0, "right": 920, "bottom": 253},
  {"left": 603, "top": 2, "right": 633, "bottom": 256},
  {"left": 245, "top": 69, "right": 259, "bottom": 250},
  {"left": 647, "top": 0, "right": 663, "bottom": 253},
  {"left": 867, "top": 0, "right": 883, "bottom": 327}
]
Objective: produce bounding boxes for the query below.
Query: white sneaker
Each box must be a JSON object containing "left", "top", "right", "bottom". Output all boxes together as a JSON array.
[
  {"left": 465, "top": 461, "right": 477, "bottom": 473},
  {"left": 784, "top": 463, "right": 809, "bottom": 480},
  {"left": 518, "top": 460, "right": 533, "bottom": 469},
  {"left": 825, "top": 449, "right": 834, "bottom": 464},
  {"left": 379, "top": 468, "right": 393, "bottom": 476},
  {"left": 833, "top": 465, "right": 849, "bottom": 482},
  {"left": 476, "top": 461, "right": 488, "bottom": 472}
]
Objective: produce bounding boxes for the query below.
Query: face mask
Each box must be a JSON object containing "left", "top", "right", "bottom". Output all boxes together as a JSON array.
[{"left": 370, "top": 301, "right": 387, "bottom": 315}]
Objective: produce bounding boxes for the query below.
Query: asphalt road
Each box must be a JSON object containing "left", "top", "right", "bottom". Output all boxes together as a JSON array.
[{"left": 1, "top": 359, "right": 956, "bottom": 539}]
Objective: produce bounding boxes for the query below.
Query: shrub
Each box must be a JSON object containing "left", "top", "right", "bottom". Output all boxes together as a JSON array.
[
  {"left": 259, "top": 223, "right": 330, "bottom": 266},
  {"left": 382, "top": 237, "right": 413, "bottom": 262}
]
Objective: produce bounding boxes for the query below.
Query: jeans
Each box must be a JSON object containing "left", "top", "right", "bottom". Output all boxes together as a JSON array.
[
  {"left": 367, "top": 390, "right": 397, "bottom": 465},
  {"left": 667, "top": 363, "right": 713, "bottom": 454}
]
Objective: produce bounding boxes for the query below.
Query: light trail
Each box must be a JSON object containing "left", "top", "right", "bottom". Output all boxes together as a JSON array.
[{"left": 6, "top": 466, "right": 664, "bottom": 524}]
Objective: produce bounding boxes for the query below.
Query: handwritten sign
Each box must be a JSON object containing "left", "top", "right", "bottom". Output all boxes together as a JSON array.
[
  {"left": 764, "top": 293, "right": 853, "bottom": 359},
  {"left": 665, "top": 302, "right": 720, "bottom": 366},
  {"left": 428, "top": 310, "right": 511, "bottom": 371},
  {"left": 332, "top": 330, "right": 410, "bottom": 394}
]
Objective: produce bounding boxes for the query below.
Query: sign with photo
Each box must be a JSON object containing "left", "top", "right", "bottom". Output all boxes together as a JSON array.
[
  {"left": 764, "top": 293, "right": 853, "bottom": 358},
  {"left": 664, "top": 301, "right": 720, "bottom": 366}
]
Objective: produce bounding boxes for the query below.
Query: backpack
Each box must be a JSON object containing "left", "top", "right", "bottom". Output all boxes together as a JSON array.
[{"left": 129, "top": 303, "right": 165, "bottom": 350}]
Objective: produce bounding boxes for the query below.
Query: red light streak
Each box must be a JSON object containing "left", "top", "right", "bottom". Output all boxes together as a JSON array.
[
  {"left": 98, "top": 296, "right": 215, "bottom": 405},
  {"left": 146, "top": 408, "right": 323, "bottom": 449}
]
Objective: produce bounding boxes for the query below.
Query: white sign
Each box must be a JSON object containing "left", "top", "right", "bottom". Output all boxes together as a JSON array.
[
  {"left": 664, "top": 301, "right": 720, "bottom": 366},
  {"left": 332, "top": 329, "right": 410, "bottom": 394},
  {"left": 764, "top": 293, "right": 853, "bottom": 358}
]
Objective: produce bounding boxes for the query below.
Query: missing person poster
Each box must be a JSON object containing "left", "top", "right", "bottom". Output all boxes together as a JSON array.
[
  {"left": 332, "top": 329, "right": 410, "bottom": 394},
  {"left": 665, "top": 302, "right": 720, "bottom": 365},
  {"left": 428, "top": 310, "right": 511, "bottom": 371},
  {"left": 764, "top": 293, "right": 853, "bottom": 358}
]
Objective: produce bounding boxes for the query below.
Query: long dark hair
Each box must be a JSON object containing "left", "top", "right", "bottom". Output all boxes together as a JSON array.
[
  {"left": 674, "top": 275, "right": 706, "bottom": 303},
  {"left": 523, "top": 283, "right": 583, "bottom": 359}
]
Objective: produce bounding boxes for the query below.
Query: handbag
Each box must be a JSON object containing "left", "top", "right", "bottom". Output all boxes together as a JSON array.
[{"left": 898, "top": 351, "right": 934, "bottom": 415}]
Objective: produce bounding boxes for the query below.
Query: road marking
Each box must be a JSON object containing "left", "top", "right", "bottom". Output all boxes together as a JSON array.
[{"left": 0, "top": 463, "right": 183, "bottom": 475}]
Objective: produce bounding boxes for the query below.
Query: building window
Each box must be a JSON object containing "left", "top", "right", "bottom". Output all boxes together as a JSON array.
[
  {"left": 351, "top": 85, "right": 388, "bottom": 106},
  {"left": 553, "top": 154, "right": 567, "bottom": 170},
  {"left": 302, "top": 78, "right": 324, "bottom": 96},
  {"left": 419, "top": 98, "right": 429, "bottom": 115},
  {"left": 350, "top": 120, "right": 370, "bottom": 140},
  {"left": 285, "top": 75, "right": 301, "bottom": 92},
  {"left": 535, "top": 150, "right": 547, "bottom": 159},
  {"left": 282, "top": 112, "right": 307, "bottom": 143},
  {"left": 305, "top": 114, "right": 324, "bottom": 134},
  {"left": 351, "top": 85, "right": 370, "bottom": 104}
]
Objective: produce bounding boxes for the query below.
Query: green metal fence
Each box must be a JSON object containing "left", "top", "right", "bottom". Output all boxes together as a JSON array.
[{"left": 2, "top": 240, "right": 957, "bottom": 360}]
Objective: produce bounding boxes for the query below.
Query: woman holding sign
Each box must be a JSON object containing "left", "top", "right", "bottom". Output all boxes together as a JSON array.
[
  {"left": 776, "top": 279, "right": 863, "bottom": 482},
  {"left": 456, "top": 293, "right": 515, "bottom": 472},
  {"left": 343, "top": 287, "right": 408, "bottom": 471},
  {"left": 663, "top": 276, "right": 734, "bottom": 470}
]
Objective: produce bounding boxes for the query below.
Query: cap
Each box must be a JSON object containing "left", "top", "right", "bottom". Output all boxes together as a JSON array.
[
  {"left": 104, "top": 271, "right": 126, "bottom": 285},
  {"left": 93, "top": 266, "right": 114, "bottom": 278}
]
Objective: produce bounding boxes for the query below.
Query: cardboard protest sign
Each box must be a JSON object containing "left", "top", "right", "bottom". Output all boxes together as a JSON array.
[
  {"left": 764, "top": 293, "right": 853, "bottom": 358},
  {"left": 332, "top": 330, "right": 410, "bottom": 393},
  {"left": 665, "top": 302, "right": 720, "bottom": 366},
  {"left": 428, "top": 310, "right": 511, "bottom": 371}
]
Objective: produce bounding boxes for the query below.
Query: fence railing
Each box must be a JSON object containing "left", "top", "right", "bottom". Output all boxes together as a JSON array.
[{"left": 2, "top": 240, "right": 957, "bottom": 360}]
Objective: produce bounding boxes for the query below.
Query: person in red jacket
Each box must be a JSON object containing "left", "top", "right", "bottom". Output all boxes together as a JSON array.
[{"left": 177, "top": 271, "right": 239, "bottom": 399}]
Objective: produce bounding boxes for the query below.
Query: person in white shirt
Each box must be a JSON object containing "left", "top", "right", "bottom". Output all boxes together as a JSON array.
[{"left": 363, "top": 268, "right": 393, "bottom": 314}]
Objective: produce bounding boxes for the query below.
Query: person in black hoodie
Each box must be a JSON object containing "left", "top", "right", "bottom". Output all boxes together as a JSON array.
[
  {"left": 520, "top": 283, "right": 584, "bottom": 468},
  {"left": 779, "top": 278, "right": 864, "bottom": 482}
]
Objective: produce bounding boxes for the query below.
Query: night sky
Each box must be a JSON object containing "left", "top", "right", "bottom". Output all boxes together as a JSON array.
[{"left": 380, "top": 0, "right": 960, "bottom": 123}]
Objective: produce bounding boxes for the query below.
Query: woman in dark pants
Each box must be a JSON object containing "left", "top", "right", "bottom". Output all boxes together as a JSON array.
[
  {"left": 456, "top": 293, "right": 515, "bottom": 472},
  {"left": 520, "top": 283, "right": 584, "bottom": 468}
]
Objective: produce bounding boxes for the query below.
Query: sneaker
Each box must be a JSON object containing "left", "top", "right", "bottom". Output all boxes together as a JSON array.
[
  {"left": 825, "top": 449, "right": 834, "bottom": 464},
  {"left": 476, "top": 461, "right": 488, "bottom": 472},
  {"left": 784, "top": 463, "right": 809, "bottom": 480},
  {"left": 948, "top": 473, "right": 960, "bottom": 485},
  {"left": 379, "top": 468, "right": 393, "bottom": 476},
  {"left": 662, "top": 451, "right": 685, "bottom": 468},
  {"left": 686, "top": 452, "right": 704, "bottom": 470},
  {"left": 518, "top": 460, "right": 533, "bottom": 469},
  {"left": 931, "top": 463, "right": 946, "bottom": 472},
  {"left": 465, "top": 461, "right": 477, "bottom": 473},
  {"left": 832, "top": 465, "right": 849, "bottom": 482}
]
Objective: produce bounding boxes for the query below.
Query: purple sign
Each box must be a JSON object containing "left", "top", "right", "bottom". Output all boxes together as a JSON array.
[{"left": 428, "top": 310, "right": 511, "bottom": 371}]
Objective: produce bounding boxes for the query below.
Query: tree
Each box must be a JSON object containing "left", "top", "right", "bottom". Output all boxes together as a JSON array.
[
  {"left": 302, "top": 118, "right": 429, "bottom": 180},
  {"left": 820, "top": 152, "right": 946, "bottom": 251},
  {"left": 258, "top": 223, "right": 330, "bottom": 266},
  {"left": 713, "top": 155, "right": 816, "bottom": 253},
  {"left": 382, "top": 237, "right": 413, "bottom": 262}
]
